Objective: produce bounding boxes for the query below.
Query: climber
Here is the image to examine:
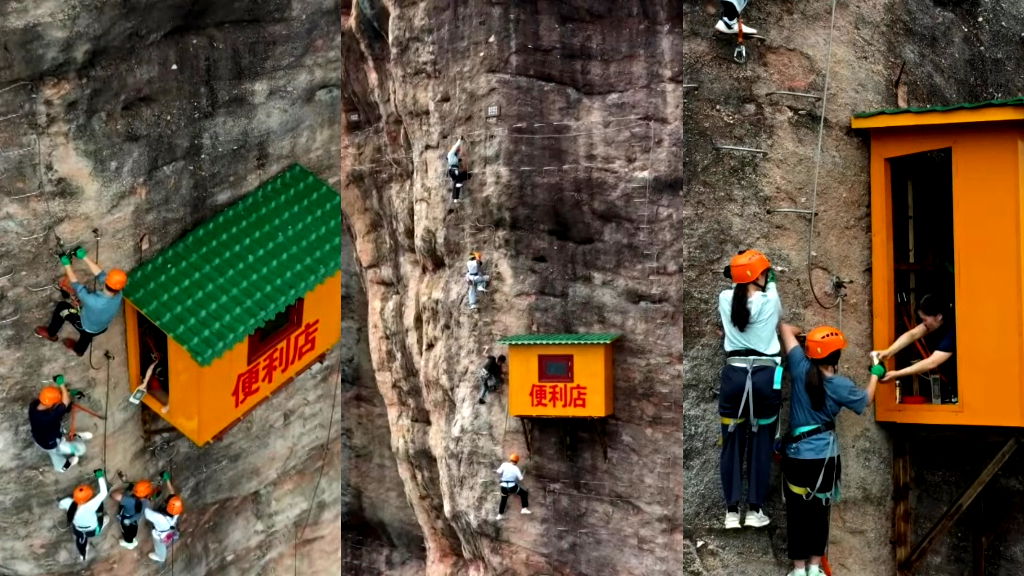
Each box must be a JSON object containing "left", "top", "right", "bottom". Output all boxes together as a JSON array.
[
  {"left": 779, "top": 324, "right": 878, "bottom": 576},
  {"left": 29, "top": 375, "right": 92, "bottom": 473},
  {"left": 58, "top": 468, "right": 109, "bottom": 562},
  {"left": 446, "top": 136, "right": 472, "bottom": 203},
  {"left": 477, "top": 354, "right": 506, "bottom": 405},
  {"left": 112, "top": 477, "right": 159, "bottom": 549},
  {"left": 715, "top": 0, "right": 758, "bottom": 35},
  {"left": 34, "top": 246, "right": 126, "bottom": 357},
  {"left": 872, "top": 293, "right": 957, "bottom": 403},
  {"left": 495, "top": 453, "right": 530, "bottom": 520},
  {"left": 465, "top": 252, "right": 490, "bottom": 311},
  {"left": 717, "top": 249, "right": 782, "bottom": 529},
  {"left": 144, "top": 472, "right": 182, "bottom": 563}
]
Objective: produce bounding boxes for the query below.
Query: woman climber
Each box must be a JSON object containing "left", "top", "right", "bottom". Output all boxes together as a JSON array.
[
  {"left": 717, "top": 249, "right": 782, "bottom": 529},
  {"left": 778, "top": 324, "right": 878, "bottom": 576}
]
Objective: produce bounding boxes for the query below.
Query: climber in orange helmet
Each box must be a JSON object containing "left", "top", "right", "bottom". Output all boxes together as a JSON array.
[
  {"left": 35, "top": 245, "right": 126, "bottom": 356},
  {"left": 58, "top": 468, "right": 109, "bottom": 562},
  {"left": 28, "top": 375, "right": 92, "bottom": 472},
  {"left": 144, "top": 471, "right": 182, "bottom": 563},
  {"left": 494, "top": 453, "right": 530, "bottom": 521},
  {"left": 778, "top": 324, "right": 878, "bottom": 576}
]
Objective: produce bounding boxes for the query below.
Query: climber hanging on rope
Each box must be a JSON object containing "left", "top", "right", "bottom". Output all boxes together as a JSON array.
[
  {"left": 144, "top": 471, "right": 182, "bottom": 563},
  {"left": 447, "top": 136, "right": 472, "bottom": 203},
  {"left": 778, "top": 324, "right": 878, "bottom": 576},
  {"left": 477, "top": 354, "right": 506, "bottom": 405},
  {"left": 58, "top": 468, "right": 109, "bottom": 562},
  {"left": 112, "top": 476, "right": 161, "bottom": 550},
  {"left": 465, "top": 251, "right": 491, "bottom": 311},
  {"left": 34, "top": 246, "right": 126, "bottom": 357},
  {"left": 494, "top": 453, "right": 531, "bottom": 521},
  {"left": 29, "top": 375, "right": 93, "bottom": 473},
  {"left": 717, "top": 249, "right": 782, "bottom": 529},
  {"left": 714, "top": 0, "right": 758, "bottom": 35}
]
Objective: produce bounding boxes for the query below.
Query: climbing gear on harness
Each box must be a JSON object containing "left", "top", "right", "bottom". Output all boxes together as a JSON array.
[
  {"left": 782, "top": 421, "right": 836, "bottom": 447},
  {"left": 729, "top": 250, "right": 771, "bottom": 283},
  {"left": 806, "top": 326, "right": 846, "bottom": 359},
  {"left": 734, "top": 17, "right": 747, "bottom": 63},
  {"left": 725, "top": 356, "right": 781, "bottom": 432}
]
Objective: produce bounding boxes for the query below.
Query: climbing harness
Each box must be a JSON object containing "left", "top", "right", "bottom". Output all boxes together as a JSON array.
[
  {"left": 725, "top": 356, "right": 781, "bottom": 433},
  {"left": 783, "top": 428, "right": 841, "bottom": 504}
]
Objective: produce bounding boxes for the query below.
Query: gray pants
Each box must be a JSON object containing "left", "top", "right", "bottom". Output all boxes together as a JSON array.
[
  {"left": 151, "top": 529, "right": 170, "bottom": 561},
  {"left": 479, "top": 373, "right": 498, "bottom": 402},
  {"left": 41, "top": 438, "right": 86, "bottom": 471}
]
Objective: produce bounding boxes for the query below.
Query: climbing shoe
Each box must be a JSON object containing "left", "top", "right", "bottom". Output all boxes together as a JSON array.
[
  {"left": 744, "top": 509, "right": 770, "bottom": 528},
  {"left": 34, "top": 326, "right": 58, "bottom": 342},
  {"left": 714, "top": 19, "right": 757, "bottom": 35},
  {"left": 724, "top": 511, "right": 741, "bottom": 529},
  {"left": 63, "top": 338, "right": 78, "bottom": 351}
]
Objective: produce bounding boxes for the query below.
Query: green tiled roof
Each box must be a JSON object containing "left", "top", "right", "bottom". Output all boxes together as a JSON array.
[
  {"left": 854, "top": 96, "right": 1024, "bottom": 118},
  {"left": 123, "top": 164, "right": 341, "bottom": 367},
  {"left": 498, "top": 333, "right": 622, "bottom": 345}
]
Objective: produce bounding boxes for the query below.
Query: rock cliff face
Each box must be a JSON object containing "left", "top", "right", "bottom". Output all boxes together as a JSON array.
[
  {"left": 343, "top": 0, "right": 1024, "bottom": 575},
  {"left": 0, "top": 2, "right": 341, "bottom": 574}
]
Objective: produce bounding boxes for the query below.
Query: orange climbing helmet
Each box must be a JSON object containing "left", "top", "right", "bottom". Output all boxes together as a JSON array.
[
  {"left": 805, "top": 325, "right": 847, "bottom": 360},
  {"left": 105, "top": 269, "right": 128, "bottom": 291},
  {"left": 729, "top": 250, "right": 772, "bottom": 284},
  {"left": 73, "top": 485, "right": 94, "bottom": 504},
  {"left": 508, "top": 453, "right": 520, "bottom": 463},
  {"left": 166, "top": 495, "right": 184, "bottom": 516},
  {"left": 133, "top": 480, "right": 155, "bottom": 498},
  {"left": 38, "top": 386, "right": 62, "bottom": 407}
]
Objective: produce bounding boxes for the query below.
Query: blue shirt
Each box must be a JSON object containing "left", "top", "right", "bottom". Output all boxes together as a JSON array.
[
  {"left": 719, "top": 281, "right": 782, "bottom": 355},
  {"left": 786, "top": 346, "right": 868, "bottom": 459},
  {"left": 73, "top": 271, "right": 124, "bottom": 333}
]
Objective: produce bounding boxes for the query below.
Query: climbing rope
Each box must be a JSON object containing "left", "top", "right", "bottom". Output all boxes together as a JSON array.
[
  {"left": 806, "top": 0, "right": 841, "bottom": 311},
  {"left": 294, "top": 361, "right": 342, "bottom": 575},
  {"left": 102, "top": 351, "right": 112, "bottom": 471}
]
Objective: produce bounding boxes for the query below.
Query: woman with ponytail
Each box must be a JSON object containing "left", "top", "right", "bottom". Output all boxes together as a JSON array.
[
  {"left": 778, "top": 323, "right": 878, "bottom": 576},
  {"left": 717, "top": 249, "right": 782, "bottom": 529}
]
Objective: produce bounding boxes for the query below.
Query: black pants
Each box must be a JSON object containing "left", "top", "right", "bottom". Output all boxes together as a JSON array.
[
  {"left": 719, "top": 364, "right": 780, "bottom": 508},
  {"left": 721, "top": 1, "right": 740, "bottom": 20},
  {"left": 72, "top": 515, "right": 104, "bottom": 560},
  {"left": 498, "top": 484, "right": 528, "bottom": 514},
  {"left": 47, "top": 301, "right": 102, "bottom": 356},
  {"left": 120, "top": 518, "right": 138, "bottom": 543},
  {"left": 449, "top": 168, "right": 471, "bottom": 200},
  {"left": 784, "top": 456, "right": 841, "bottom": 560}
]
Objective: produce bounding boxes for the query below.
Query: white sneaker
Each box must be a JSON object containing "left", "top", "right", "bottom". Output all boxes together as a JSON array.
[
  {"left": 477, "top": 286, "right": 488, "bottom": 292},
  {"left": 62, "top": 455, "right": 80, "bottom": 471},
  {"left": 521, "top": 508, "right": 531, "bottom": 515},
  {"left": 807, "top": 566, "right": 825, "bottom": 576},
  {"left": 119, "top": 539, "right": 138, "bottom": 549},
  {"left": 75, "top": 432, "right": 94, "bottom": 440},
  {"left": 786, "top": 569, "right": 807, "bottom": 576},
  {"left": 724, "top": 511, "right": 741, "bottom": 529},
  {"left": 744, "top": 509, "right": 771, "bottom": 528},
  {"left": 149, "top": 553, "right": 164, "bottom": 562},
  {"left": 714, "top": 19, "right": 758, "bottom": 35},
  {"left": 495, "top": 514, "right": 504, "bottom": 520},
  {"left": 469, "top": 304, "right": 478, "bottom": 310}
]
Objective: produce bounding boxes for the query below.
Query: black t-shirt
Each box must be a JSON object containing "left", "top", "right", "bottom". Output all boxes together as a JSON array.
[
  {"left": 28, "top": 399, "right": 67, "bottom": 449},
  {"left": 483, "top": 356, "right": 503, "bottom": 379}
]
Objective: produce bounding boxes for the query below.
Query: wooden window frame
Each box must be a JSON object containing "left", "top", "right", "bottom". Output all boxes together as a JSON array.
[
  {"left": 247, "top": 299, "right": 305, "bottom": 365},
  {"left": 538, "top": 354, "right": 574, "bottom": 383}
]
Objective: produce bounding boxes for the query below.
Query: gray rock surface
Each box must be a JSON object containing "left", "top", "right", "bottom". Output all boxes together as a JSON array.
[{"left": 1, "top": 1, "right": 341, "bottom": 574}]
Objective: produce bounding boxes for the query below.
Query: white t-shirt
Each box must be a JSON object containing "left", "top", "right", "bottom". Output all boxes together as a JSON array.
[
  {"left": 144, "top": 506, "right": 179, "bottom": 533},
  {"left": 719, "top": 281, "right": 782, "bottom": 355},
  {"left": 58, "top": 477, "right": 108, "bottom": 531},
  {"left": 467, "top": 259, "right": 481, "bottom": 275},
  {"left": 496, "top": 462, "right": 523, "bottom": 484}
]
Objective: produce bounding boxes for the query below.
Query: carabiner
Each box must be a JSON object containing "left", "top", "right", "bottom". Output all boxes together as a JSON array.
[{"left": 733, "top": 44, "right": 747, "bottom": 64}]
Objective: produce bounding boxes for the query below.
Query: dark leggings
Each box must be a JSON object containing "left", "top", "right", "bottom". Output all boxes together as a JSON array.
[
  {"left": 120, "top": 518, "right": 139, "bottom": 543},
  {"left": 722, "top": 1, "right": 739, "bottom": 20},
  {"left": 72, "top": 516, "right": 104, "bottom": 559},
  {"left": 719, "top": 364, "right": 781, "bottom": 508},
  {"left": 784, "top": 456, "right": 841, "bottom": 560},
  {"left": 498, "top": 484, "right": 528, "bottom": 514},
  {"left": 46, "top": 301, "right": 101, "bottom": 356}
]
